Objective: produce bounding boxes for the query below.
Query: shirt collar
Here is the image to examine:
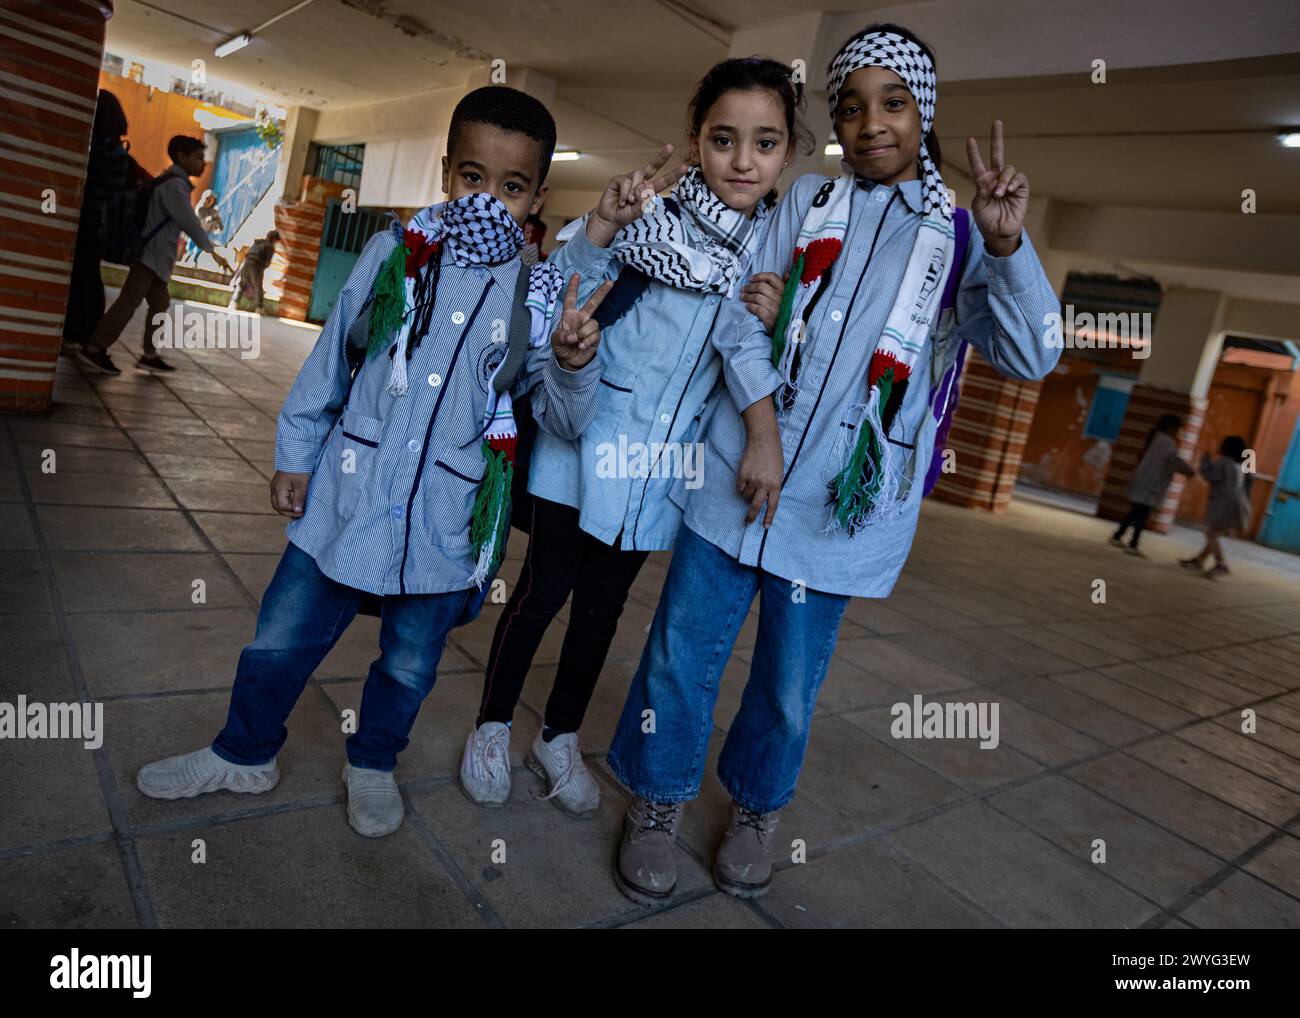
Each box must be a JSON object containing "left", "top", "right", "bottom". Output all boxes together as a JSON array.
[{"left": 856, "top": 175, "right": 924, "bottom": 214}]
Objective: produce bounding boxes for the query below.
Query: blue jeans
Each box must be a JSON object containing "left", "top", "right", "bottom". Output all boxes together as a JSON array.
[
  {"left": 607, "top": 525, "right": 849, "bottom": 813},
  {"left": 212, "top": 541, "right": 471, "bottom": 772}
]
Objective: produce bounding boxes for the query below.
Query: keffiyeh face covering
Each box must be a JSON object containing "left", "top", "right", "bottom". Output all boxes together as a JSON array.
[
  {"left": 363, "top": 191, "right": 563, "bottom": 587},
  {"left": 771, "top": 29, "right": 956, "bottom": 535}
]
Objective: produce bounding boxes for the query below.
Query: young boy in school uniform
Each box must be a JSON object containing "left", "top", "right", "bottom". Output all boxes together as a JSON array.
[{"left": 136, "top": 87, "right": 612, "bottom": 838}]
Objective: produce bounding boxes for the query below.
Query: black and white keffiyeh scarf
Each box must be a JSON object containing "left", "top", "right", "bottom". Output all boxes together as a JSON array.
[
  {"left": 556, "top": 165, "right": 768, "bottom": 297},
  {"left": 771, "top": 29, "right": 957, "bottom": 536}
]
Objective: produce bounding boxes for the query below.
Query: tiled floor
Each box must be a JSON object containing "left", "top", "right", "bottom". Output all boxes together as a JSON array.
[{"left": 2, "top": 307, "right": 1299, "bottom": 928}]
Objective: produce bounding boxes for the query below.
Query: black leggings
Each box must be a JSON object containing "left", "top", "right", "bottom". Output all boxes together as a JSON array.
[
  {"left": 1113, "top": 502, "right": 1153, "bottom": 547},
  {"left": 477, "top": 496, "right": 648, "bottom": 733}
]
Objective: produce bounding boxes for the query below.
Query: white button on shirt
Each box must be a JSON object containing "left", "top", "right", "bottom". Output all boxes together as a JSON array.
[
  {"left": 451, "top": 311, "right": 465, "bottom": 325},
  {"left": 873, "top": 190, "right": 887, "bottom": 203},
  {"left": 427, "top": 373, "right": 441, "bottom": 387},
  {"left": 660, "top": 413, "right": 671, "bottom": 425},
  {"left": 407, "top": 439, "right": 419, "bottom": 452},
  {"left": 830, "top": 310, "right": 843, "bottom": 322}
]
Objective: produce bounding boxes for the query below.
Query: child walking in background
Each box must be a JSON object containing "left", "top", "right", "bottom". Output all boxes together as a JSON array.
[
  {"left": 460, "top": 58, "right": 810, "bottom": 818},
  {"left": 135, "top": 87, "right": 611, "bottom": 840},
  {"left": 1180, "top": 435, "right": 1252, "bottom": 578},
  {"left": 1110, "top": 413, "right": 1193, "bottom": 555},
  {"left": 605, "top": 23, "right": 1062, "bottom": 905}
]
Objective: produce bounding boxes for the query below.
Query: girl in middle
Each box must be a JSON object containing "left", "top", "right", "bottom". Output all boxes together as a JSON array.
[{"left": 460, "top": 57, "right": 810, "bottom": 816}]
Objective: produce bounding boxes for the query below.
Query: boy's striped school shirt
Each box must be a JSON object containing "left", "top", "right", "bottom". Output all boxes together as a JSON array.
[
  {"left": 528, "top": 211, "right": 770, "bottom": 551},
  {"left": 683, "top": 173, "right": 1063, "bottom": 599},
  {"left": 274, "top": 223, "right": 601, "bottom": 596}
]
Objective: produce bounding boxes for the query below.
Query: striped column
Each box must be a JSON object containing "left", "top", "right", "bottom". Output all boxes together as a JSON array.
[
  {"left": 0, "top": 0, "right": 107, "bottom": 410},
  {"left": 930, "top": 352, "right": 1043, "bottom": 512},
  {"left": 1097, "top": 384, "right": 1205, "bottom": 532},
  {"left": 273, "top": 176, "right": 347, "bottom": 322}
]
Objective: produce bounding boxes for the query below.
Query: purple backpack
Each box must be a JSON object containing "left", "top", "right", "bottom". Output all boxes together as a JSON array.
[{"left": 923, "top": 207, "right": 972, "bottom": 497}]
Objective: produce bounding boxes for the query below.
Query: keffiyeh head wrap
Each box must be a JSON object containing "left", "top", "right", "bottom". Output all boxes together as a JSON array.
[
  {"left": 770, "top": 28, "right": 958, "bottom": 536},
  {"left": 362, "top": 191, "right": 563, "bottom": 587}
]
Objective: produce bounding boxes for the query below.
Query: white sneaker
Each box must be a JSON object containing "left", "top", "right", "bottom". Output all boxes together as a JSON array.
[
  {"left": 341, "top": 763, "right": 403, "bottom": 837},
  {"left": 459, "top": 721, "right": 512, "bottom": 807},
  {"left": 527, "top": 730, "right": 600, "bottom": 818},
  {"left": 136, "top": 746, "right": 278, "bottom": 800}
]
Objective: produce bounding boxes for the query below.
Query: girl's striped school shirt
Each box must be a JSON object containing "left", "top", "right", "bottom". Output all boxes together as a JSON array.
[
  {"left": 681, "top": 172, "right": 1062, "bottom": 598},
  {"left": 527, "top": 209, "right": 771, "bottom": 552}
]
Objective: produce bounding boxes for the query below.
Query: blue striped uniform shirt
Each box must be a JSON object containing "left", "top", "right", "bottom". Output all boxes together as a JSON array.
[
  {"left": 528, "top": 210, "right": 770, "bottom": 551},
  {"left": 275, "top": 222, "right": 602, "bottom": 595},
  {"left": 683, "top": 173, "right": 1062, "bottom": 598}
]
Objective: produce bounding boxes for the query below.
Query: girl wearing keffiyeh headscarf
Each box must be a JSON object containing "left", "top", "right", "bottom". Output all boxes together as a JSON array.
[
  {"left": 460, "top": 58, "right": 812, "bottom": 828},
  {"left": 606, "top": 23, "right": 1062, "bottom": 905}
]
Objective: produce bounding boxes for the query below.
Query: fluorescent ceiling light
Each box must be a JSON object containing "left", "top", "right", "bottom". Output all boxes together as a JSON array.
[
  {"left": 214, "top": 34, "right": 250, "bottom": 58},
  {"left": 551, "top": 151, "right": 580, "bottom": 162},
  {"left": 825, "top": 142, "right": 843, "bottom": 156},
  {"left": 1278, "top": 131, "right": 1300, "bottom": 148}
]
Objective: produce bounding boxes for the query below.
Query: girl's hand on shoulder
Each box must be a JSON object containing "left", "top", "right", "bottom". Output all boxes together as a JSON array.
[
  {"left": 966, "top": 120, "right": 1028, "bottom": 258},
  {"left": 587, "top": 144, "right": 689, "bottom": 247},
  {"left": 741, "top": 271, "right": 787, "bottom": 334}
]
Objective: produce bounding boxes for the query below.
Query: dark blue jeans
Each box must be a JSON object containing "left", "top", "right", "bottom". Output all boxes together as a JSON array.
[
  {"left": 607, "top": 525, "right": 850, "bottom": 813},
  {"left": 212, "top": 541, "right": 471, "bottom": 772}
]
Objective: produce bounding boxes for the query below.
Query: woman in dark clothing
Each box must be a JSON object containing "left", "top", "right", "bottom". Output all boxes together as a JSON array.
[{"left": 62, "top": 90, "right": 136, "bottom": 349}]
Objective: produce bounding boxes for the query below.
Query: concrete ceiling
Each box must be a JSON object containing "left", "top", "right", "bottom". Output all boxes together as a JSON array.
[{"left": 105, "top": 0, "right": 1300, "bottom": 214}]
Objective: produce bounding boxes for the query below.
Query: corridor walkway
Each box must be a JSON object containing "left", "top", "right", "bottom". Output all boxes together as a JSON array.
[{"left": 2, "top": 305, "right": 1298, "bottom": 929}]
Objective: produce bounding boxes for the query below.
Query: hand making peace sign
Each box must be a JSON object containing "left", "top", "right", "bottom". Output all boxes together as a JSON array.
[
  {"left": 966, "top": 120, "right": 1029, "bottom": 257},
  {"left": 550, "top": 273, "right": 615, "bottom": 371},
  {"left": 586, "top": 143, "right": 691, "bottom": 248}
]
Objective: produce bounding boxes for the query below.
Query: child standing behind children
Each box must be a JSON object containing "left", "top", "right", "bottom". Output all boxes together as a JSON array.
[
  {"left": 135, "top": 87, "right": 612, "bottom": 840},
  {"left": 1180, "top": 435, "right": 1252, "bottom": 578},
  {"left": 460, "top": 58, "right": 809, "bottom": 818},
  {"left": 1110, "top": 413, "right": 1193, "bottom": 556}
]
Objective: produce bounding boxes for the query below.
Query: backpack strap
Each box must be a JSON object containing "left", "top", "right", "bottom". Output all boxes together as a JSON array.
[
  {"left": 589, "top": 196, "right": 682, "bottom": 331},
  {"left": 939, "top": 207, "right": 971, "bottom": 315},
  {"left": 492, "top": 258, "right": 536, "bottom": 395}
]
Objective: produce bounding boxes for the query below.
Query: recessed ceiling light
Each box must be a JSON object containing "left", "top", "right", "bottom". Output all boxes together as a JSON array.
[
  {"left": 1278, "top": 131, "right": 1300, "bottom": 148},
  {"left": 825, "top": 142, "right": 843, "bottom": 156}
]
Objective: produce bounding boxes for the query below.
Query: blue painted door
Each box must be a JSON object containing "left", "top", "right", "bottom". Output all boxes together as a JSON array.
[
  {"left": 307, "top": 201, "right": 389, "bottom": 322},
  {"left": 209, "top": 127, "right": 280, "bottom": 243},
  {"left": 1259, "top": 416, "right": 1300, "bottom": 554}
]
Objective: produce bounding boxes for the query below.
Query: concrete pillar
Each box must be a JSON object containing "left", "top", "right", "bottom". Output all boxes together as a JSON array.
[
  {"left": 1097, "top": 287, "right": 1226, "bottom": 530},
  {"left": 273, "top": 106, "right": 320, "bottom": 203},
  {"left": 0, "top": 1, "right": 107, "bottom": 410}
]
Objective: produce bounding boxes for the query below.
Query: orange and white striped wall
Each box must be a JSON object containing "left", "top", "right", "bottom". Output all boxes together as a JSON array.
[{"left": 0, "top": 0, "right": 109, "bottom": 411}]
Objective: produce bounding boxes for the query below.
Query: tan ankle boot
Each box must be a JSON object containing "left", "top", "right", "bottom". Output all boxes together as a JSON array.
[
  {"left": 714, "top": 801, "right": 778, "bottom": 898},
  {"left": 614, "top": 797, "right": 683, "bottom": 907}
]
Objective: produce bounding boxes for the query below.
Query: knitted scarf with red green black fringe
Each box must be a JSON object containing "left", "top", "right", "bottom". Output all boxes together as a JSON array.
[{"left": 363, "top": 194, "right": 562, "bottom": 587}]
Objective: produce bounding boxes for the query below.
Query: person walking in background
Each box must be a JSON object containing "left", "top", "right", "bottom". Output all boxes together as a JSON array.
[
  {"left": 77, "top": 135, "right": 231, "bottom": 376},
  {"left": 62, "top": 90, "right": 138, "bottom": 352},
  {"left": 1110, "top": 413, "right": 1193, "bottom": 556},
  {"left": 520, "top": 213, "right": 547, "bottom": 265},
  {"left": 229, "top": 230, "right": 279, "bottom": 313},
  {"left": 183, "top": 189, "right": 223, "bottom": 265},
  {"left": 1180, "top": 435, "right": 1252, "bottom": 578}
]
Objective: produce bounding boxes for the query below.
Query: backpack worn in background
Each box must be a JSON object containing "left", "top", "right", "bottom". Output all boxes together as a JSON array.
[{"left": 101, "top": 171, "right": 172, "bottom": 265}]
